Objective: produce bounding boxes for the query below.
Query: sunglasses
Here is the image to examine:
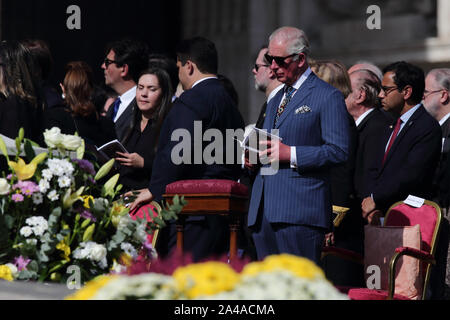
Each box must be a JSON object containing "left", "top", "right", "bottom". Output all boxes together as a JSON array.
[
  {"left": 103, "top": 58, "right": 119, "bottom": 67},
  {"left": 254, "top": 63, "right": 269, "bottom": 72},
  {"left": 264, "top": 53, "right": 299, "bottom": 67}
]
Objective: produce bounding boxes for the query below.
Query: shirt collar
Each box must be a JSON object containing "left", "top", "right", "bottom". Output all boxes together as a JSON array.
[
  {"left": 192, "top": 76, "right": 218, "bottom": 89},
  {"left": 291, "top": 67, "right": 312, "bottom": 91},
  {"left": 400, "top": 103, "right": 421, "bottom": 124},
  {"left": 268, "top": 84, "right": 284, "bottom": 102},
  {"left": 439, "top": 112, "right": 450, "bottom": 126},
  {"left": 355, "top": 108, "right": 375, "bottom": 127},
  {"left": 119, "top": 85, "right": 137, "bottom": 106}
]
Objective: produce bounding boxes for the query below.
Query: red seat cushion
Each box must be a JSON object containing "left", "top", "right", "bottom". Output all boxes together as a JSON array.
[
  {"left": 129, "top": 203, "right": 159, "bottom": 243},
  {"left": 348, "top": 288, "right": 410, "bottom": 300},
  {"left": 165, "top": 179, "right": 248, "bottom": 196}
]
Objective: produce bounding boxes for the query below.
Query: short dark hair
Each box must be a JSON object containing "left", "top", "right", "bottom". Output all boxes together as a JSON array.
[
  {"left": 176, "top": 37, "right": 218, "bottom": 74},
  {"left": 148, "top": 53, "right": 179, "bottom": 91},
  {"left": 105, "top": 39, "right": 149, "bottom": 83},
  {"left": 383, "top": 61, "right": 425, "bottom": 104}
]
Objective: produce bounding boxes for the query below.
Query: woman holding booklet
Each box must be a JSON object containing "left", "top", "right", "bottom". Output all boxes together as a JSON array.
[{"left": 115, "top": 67, "right": 173, "bottom": 191}]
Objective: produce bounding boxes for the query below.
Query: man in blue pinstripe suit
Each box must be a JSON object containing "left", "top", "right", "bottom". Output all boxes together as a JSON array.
[{"left": 246, "top": 27, "right": 350, "bottom": 264}]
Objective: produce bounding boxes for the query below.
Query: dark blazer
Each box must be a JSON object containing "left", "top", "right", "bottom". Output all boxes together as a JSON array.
[
  {"left": 255, "top": 101, "right": 267, "bottom": 129},
  {"left": 365, "top": 105, "right": 442, "bottom": 212},
  {"left": 248, "top": 73, "right": 350, "bottom": 230},
  {"left": 43, "top": 105, "right": 117, "bottom": 147},
  {"left": 433, "top": 116, "right": 450, "bottom": 208},
  {"left": 150, "top": 78, "right": 245, "bottom": 261},
  {"left": 354, "top": 108, "right": 392, "bottom": 199},
  {"left": 106, "top": 97, "right": 137, "bottom": 143}
]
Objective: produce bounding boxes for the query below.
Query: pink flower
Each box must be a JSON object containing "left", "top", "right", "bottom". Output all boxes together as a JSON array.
[
  {"left": 13, "top": 181, "right": 40, "bottom": 196},
  {"left": 12, "top": 193, "right": 24, "bottom": 202},
  {"left": 13, "top": 256, "right": 31, "bottom": 271}
]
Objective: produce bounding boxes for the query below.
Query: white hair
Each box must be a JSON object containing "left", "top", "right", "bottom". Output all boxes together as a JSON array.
[
  {"left": 269, "top": 27, "right": 310, "bottom": 57},
  {"left": 428, "top": 68, "right": 450, "bottom": 91}
]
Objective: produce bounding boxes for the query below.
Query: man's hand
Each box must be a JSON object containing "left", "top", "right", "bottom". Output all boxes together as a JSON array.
[
  {"left": 124, "top": 188, "right": 153, "bottom": 211},
  {"left": 258, "top": 139, "right": 291, "bottom": 163},
  {"left": 361, "top": 196, "right": 376, "bottom": 219},
  {"left": 324, "top": 232, "right": 335, "bottom": 247},
  {"left": 116, "top": 152, "right": 145, "bottom": 168},
  {"left": 366, "top": 210, "right": 382, "bottom": 225}
]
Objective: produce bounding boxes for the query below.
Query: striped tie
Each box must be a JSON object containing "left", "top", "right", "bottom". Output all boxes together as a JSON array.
[{"left": 274, "top": 85, "right": 295, "bottom": 126}]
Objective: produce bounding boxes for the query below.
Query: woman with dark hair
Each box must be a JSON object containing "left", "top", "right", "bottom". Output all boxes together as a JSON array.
[
  {"left": 0, "top": 40, "right": 43, "bottom": 143},
  {"left": 43, "top": 61, "right": 116, "bottom": 147},
  {"left": 116, "top": 67, "right": 173, "bottom": 191}
]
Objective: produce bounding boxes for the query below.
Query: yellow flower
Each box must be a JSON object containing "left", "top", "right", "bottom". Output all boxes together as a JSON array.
[
  {"left": 119, "top": 253, "right": 132, "bottom": 267},
  {"left": 8, "top": 153, "right": 47, "bottom": 181},
  {"left": 242, "top": 254, "right": 325, "bottom": 280},
  {"left": 0, "top": 265, "right": 14, "bottom": 281},
  {"left": 173, "top": 262, "right": 240, "bottom": 299},
  {"left": 66, "top": 275, "right": 117, "bottom": 300},
  {"left": 82, "top": 195, "right": 94, "bottom": 209},
  {"left": 56, "top": 240, "right": 71, "bottom": 261}
]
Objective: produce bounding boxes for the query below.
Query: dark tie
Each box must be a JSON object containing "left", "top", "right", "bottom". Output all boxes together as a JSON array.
[
  {"left": 111, "top": 97, "right": 121, "bottom": 121},
  {"left": 274, "top": 85, "right": 295, "bottom": 127},
  {"left": 382, "top": 118, "right": 402, "bottom": 165}
]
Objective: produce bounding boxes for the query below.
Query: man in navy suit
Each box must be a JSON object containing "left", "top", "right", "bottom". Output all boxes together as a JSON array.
[
  {"left": 361, "top": 62, "right": 442, "bottom": 224},
  {"left": 102, "top": 39, "right": 149, "bottom": 142},
  {"left": 246, "top": 27, "right": 350, "bottom": 264},
  {"left": 129, "top": 37, "right": 245, "bottom": 261}
]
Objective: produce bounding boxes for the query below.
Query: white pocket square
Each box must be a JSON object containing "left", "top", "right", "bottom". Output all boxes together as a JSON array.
[{"left": 295, "top": 105, "right": 312, "bottom": 114}]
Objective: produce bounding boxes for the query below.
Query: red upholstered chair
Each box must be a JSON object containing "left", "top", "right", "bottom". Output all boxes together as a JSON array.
[
  {"left": 163, "top": 179, "right": 249, "bottom": 262},
  {"left": 129, "top": 201, "right": 162, "bottom": 248},
  {"left": 322, "top": 199, "right": 442, "bottom": 300}
]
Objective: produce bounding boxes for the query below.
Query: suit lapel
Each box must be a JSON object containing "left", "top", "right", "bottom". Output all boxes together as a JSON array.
[
  {"left": 264, "top": 90, "right": 283, "bottom": 130},
  {"left": 274, "top": 74, "right": 315, "bottom": 129}
]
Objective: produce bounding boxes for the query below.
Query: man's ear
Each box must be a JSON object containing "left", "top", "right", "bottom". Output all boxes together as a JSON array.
[
  {"left": 186, "top": 60, "right": 195, "bottom": 76},
  {"left": 355, "top": 88, "right": 366, "bottom": 104},
  {"left": 120, "top": 64, "right": 130, "bottom": 78},
  {"left": 440, "top": 89, "right": 449, "bottom": 105},
  {"left": 296, "top": 53, "right": 307, "bottom": 69},
  {"left": 402, "top": 85, "right": 413, "bottom": 100}
]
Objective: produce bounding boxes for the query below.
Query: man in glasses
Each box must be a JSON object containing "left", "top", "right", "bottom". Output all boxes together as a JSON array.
[
  {"left": 252, "top": 45, "right": 283, "bottom": 129},
  {"left": 361, "top": 62, "right": 441, "bottom": 224},
  {"left": 246, "top": 26, "right": 350, "bottom": 264},
  {"left": 423, "top": 68, "right": 450, "bottom": 299},
  {"left": 101, "top": 39, "right": 149, "bottom": 141}
]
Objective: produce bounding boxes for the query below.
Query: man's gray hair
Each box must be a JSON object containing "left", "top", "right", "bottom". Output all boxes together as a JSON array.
[
  {"left": 428, "top": 68, "right": 450, "bottom": 91},
  {"left": 350, "top": 68, "right": 381, "bottom": 107},
  {"left": 269, "top": 27, "right": 310, "bottom": 58}
]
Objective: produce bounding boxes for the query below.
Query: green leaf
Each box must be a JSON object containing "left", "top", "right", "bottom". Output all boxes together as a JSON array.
[
  {"left": 4, "top": 214, "right": 15, "bottom": 229},
  {"left": 82, "top": 224, "right": 95, "bottom": 242},
  {"left": 24, "top": 139, "right": 36, "bottom": 161},
  {"left": 0, "top": 135, "right": 9, "bottom": 161},
  {"left": 94, "top": 158, "right": 115, "bottom": 181},
  {"left": 81, "top": 219, "right": 91, "bottom": 229}
]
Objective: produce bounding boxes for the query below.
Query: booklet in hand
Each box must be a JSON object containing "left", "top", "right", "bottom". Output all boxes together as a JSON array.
[
  {"left": 235, "top": 126, "right": 282, "bottom": 164},
  {"left": 95, "top": 139, "right": 128, "bottom": 162}
]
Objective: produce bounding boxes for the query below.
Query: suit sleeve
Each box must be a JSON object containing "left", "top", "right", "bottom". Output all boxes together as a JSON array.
[
  {"left": 295, "top": 90, "right": 349, "bottom": 170},
  {"left": 372, "top": 125, "right": 442, "bottom": 209}
]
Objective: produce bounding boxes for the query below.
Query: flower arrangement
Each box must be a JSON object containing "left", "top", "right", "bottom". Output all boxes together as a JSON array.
[
  {"left": 0, "top": 128, "right": 164, "bottom": 284},
  {"left": 67, "top": 254, "right": 348, "bottom": 300}
]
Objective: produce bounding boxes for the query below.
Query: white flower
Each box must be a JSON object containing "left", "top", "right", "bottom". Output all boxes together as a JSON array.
[
  {"left": 32, "top": 193, "right": 43, "bottom": 205},
  {"left": 90, "top": 243, "right": 107, "bottom": 262},
  {"left": 43, "top": 127, "right": 63, "bottom": 148},
  {"left": 38, "top": 179, "right": 50, "bottom": 193},
  {"left": 25, "top": 216, "right": 48, "bottom": 228},
  {"left": 32, "top": 225, "right": 46, "bottom": 237},
  {"left": 20, "top": 226, "right": 33, "bottom": 237},
  {"left": 120, "top": 242, "right": 138, "bottom": 259},
  {"left": 134, "top": 223, "right": 148, "bottom": 244},
  {"left": 47, "top": 190, "right": 59, "bottom": 202},
  {"left": 5, "top": 264, "right": 18, "bottom": 279},
  {"left": 61, "top": 134, "right": 82, "bottom": 151},
  {"left": 117, "top": 215, "right": 133, "bottom": 231},
  {"left": 26, "top": 239, "right": 38, "bottom": 246},
  {"left": 73, "top": 242, "right": 108, "bottom": 269},
  {"left": 41, "top": 169, "right": 53, "bottom": 181},
  {"left": 58, "top": 176, "right": 71, "bottom": 188},
  {"left": 0, "top": 178, "right": 11, "bottom": 195}
]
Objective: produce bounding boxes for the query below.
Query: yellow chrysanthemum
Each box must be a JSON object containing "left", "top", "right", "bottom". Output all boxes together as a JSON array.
[
  {"left": 0, "top": 265, "right": 14, "bottom": 281},
  {"left": 242, "top": 254, "right": 325, "bottom": 280},
  {"left": 65, "top": 275, "right": 117, "bottom": 300},
  {"left": 173, "top": 262, "right": 240, "bottom": 299},
  {"left": 56, "top": 240, "right": 71, "bottom": 261},
  {"left": 82, "top": 195, "right": 94, "bottom": 209}
]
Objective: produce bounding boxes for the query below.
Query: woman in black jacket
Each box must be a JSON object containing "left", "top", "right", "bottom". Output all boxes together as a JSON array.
[{"left": 115, "top": 67, "right": 173, "bottom": 191}]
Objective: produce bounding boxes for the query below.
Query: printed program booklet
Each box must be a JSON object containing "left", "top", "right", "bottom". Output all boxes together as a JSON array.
[{"left": 95, "top": 139, "right": 128, "bottom": 162}]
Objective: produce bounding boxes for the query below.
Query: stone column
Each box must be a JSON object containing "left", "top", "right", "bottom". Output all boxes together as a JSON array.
[{"left": 437, "top": 0, "right": 450, "bottom": 39}]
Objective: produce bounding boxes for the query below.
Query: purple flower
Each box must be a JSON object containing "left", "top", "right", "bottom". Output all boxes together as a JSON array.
[
  {"left": 79, "top": 209, "right": 97, "bottom": 222},
  {"left": 72, "top": 159, "right": 96, "bottom": 176},
  {"left": 12, "top": 193, "right": 24, "bottom": 202},
  {"left": 13, "top": 256, "right": 31, "bottom": 271}
]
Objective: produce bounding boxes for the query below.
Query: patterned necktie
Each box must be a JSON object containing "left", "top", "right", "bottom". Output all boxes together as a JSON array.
[
  {"left": 112, "top": 97, "right": 121, "bottom": 121},
  {"left": 274, "top": 85, "right": 295, "bottom": 126},
  {"left": 382, "top": 117, "right": 402, "bottom": 165}
]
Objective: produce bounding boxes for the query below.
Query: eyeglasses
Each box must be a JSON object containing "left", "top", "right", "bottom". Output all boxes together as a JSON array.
[
  {"left": 381, "top": 85, "right": 399, "bottom": 95},
  {"left": 423, "top": 89, "right": 444, "bottom": 98},
  {"left": 254, "top": 63, "right": 269, "bottom": 72},
  {"left": 264, "top": 53, "right": 299, "bottom": 67},
  {"left": 103, "top": 58, "right": 119, "bottom": 67}
]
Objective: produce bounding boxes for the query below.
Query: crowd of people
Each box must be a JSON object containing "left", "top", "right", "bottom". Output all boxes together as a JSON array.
[{"left": 0, "top": 25, "right": 449, "bottom": 299}]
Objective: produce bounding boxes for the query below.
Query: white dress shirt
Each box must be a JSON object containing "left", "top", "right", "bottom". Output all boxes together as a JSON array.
[{"left": 114, "top": 86, "right": 136, "bottom": 122}]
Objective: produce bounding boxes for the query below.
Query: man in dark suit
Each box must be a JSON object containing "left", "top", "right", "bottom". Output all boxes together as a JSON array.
[
  {"left": 422, "top": 68, "right": 450, "bottom": 299},
  {"left": 102, "top": 39, "right": 149, "bottom": 142},
  {"left": 246, "top": 27, "right": 350, "bottom": 264},
  {"left": 361, "top": 62, "right": 442, "bottom": 224},
  {"left": 252, "top": 45, "right": 283, "bottom": 129},
  {"left": 129, "top": 37, "right": 245, "bottom": 261}
]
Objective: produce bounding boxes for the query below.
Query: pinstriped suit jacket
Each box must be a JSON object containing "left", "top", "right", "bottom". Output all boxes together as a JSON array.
[{"left": 247, "top": 72, "right": 350, "bottom": 230}]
